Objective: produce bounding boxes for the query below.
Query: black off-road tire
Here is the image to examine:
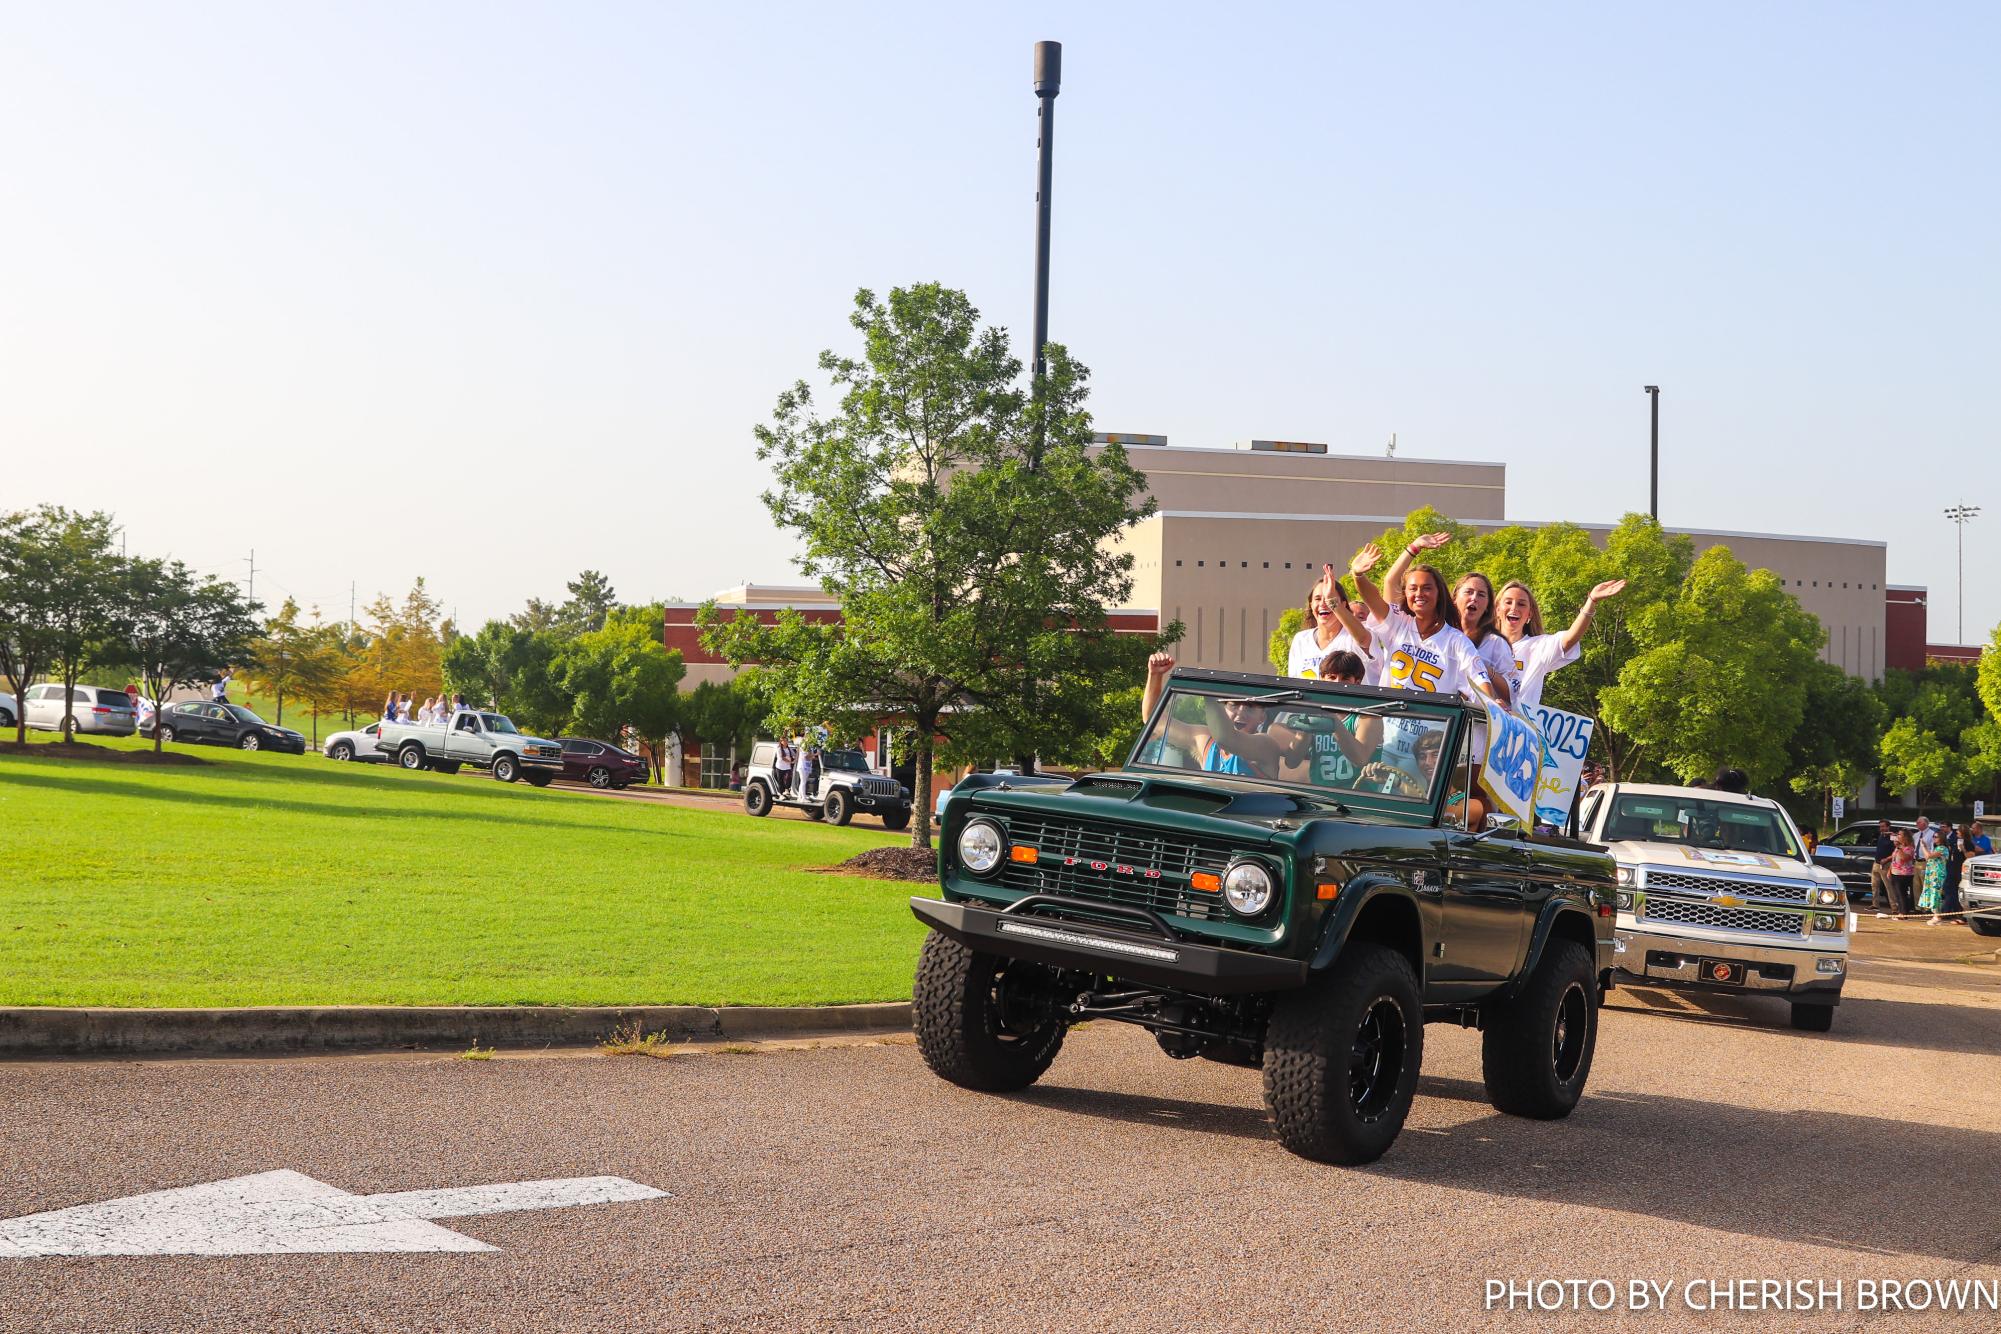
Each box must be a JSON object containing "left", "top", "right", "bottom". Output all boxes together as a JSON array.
[
  {"left": 492, "top": 754, "right": 519, "bottom": 783},
  {"left": 399, "top": 744, "right": 427, "bottom": 771},
  {"left": 824, "top": 789, "right": 852, "bottom": 827},
  {"left": 913, "top": 931, "right": 1066, "bottom": 1092},
  {"left": 803, "top": 807, "right": 825, "bottom": 821},
  {"left": 1481, "top": 938, "right": 1598, "bottom": 1118},
  {"left": 524, "top": 770, "right": 553, "bottom": 788},
  {"left": 1789, "top": 1001, "right": 1836, "bottom": 1032},
  {"left": 1262, "top": 942, "right": 1424, "bottom": 1164},
  {"left": 881, "top": 808, "right": 911, "bottom": 832},
  {"left": 744, "top": 782, "right": 772, "bottom": 817},
  {"left": 329, "top": 741, "right": 355, "bottom": 761}
]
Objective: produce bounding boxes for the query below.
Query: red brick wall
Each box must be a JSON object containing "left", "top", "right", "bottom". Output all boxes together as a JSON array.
[{"left": 1885, "top": 590, "right": 1928, "bottom": 674}]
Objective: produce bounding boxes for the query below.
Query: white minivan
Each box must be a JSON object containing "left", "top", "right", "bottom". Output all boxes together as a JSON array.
[{"left": 23, "top": 683, "right": 138, "bottom": 736}]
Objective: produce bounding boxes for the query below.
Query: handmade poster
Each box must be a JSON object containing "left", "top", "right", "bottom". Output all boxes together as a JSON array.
[{"left": 1525, "top": 703, "right": 1596, "bottom": 829}]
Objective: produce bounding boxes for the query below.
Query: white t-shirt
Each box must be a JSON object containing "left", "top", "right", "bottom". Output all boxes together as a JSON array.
[
  {"left": 1504, "top": 632, "right": 1581, "bottom": 713},
  {"left": 1285, "top": 626, "right": 1375, "bottom": 681},
  {"left": 1367, "top": 608, "right": 1492, "bottom": 700}
]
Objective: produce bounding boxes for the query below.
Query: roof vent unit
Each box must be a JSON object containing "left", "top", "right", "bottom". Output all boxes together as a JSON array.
[
  {"left": 1239, "top": 439, "right": 1328, "bottom": 454},
  {"left": 1090, "top": 432, "right": 1168, "bottom": 446}
]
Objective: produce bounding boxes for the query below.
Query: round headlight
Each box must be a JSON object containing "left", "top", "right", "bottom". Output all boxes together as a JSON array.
[
  {"left": 1615, "top": 866, "right": 1636, "bottom": 887},
  {"left": 1814, "top": 887, "right": 1841, "bottom": 906},
  {"left": 1222, "top": 860, "right": 1275, "bottom": 916},
  {"left": 957, "top": 820, "right": 1005, "bottom": 876}
]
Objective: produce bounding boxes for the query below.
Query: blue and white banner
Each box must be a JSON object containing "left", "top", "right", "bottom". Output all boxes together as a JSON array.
[
  {"left": 1525, "top": 703, "right": 1596, "bottom": 829},
  {"left": 1480, "top": 698, "right": 1544, "bottom": 827}
]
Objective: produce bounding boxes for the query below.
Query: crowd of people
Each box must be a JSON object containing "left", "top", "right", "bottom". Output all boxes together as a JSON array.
[
  {"left": 1871, "top": 816, "right": 1993, "bottom": 925},
  {"left": 1140, "top": 532, "right": 1626, "bottom": 825},
  {"left": 768, "top": 730, "right": 829, "bottom": 801},
  {"left": 382, "top": 692, "right": 468, "bottom": 724}
]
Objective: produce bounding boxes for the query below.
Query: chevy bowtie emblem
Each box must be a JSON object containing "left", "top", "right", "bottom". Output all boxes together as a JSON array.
[{"left": 1712, "top": 894, "right": 1743, "bottom": 908}]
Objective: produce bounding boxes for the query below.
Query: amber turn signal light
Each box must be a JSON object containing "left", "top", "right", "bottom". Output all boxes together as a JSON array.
[
  {"left": 1316, "top": 882, "right": 1341, "bottom": 900},
  {"left": 1009, "top": 846, "right": 1038, "bottom": 864},
  {"left": 1190, "top": 871, "right": 1222, "bottom": 893}
]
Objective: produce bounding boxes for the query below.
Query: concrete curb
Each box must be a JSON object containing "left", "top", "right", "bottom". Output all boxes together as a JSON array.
[{"left": 0, "top": 1002, "right": 914, "bottom": 1058}]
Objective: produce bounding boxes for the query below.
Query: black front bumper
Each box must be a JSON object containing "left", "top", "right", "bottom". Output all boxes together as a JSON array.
[{"left": 911, "top": 896, "right": 1309, "bottom": 996}]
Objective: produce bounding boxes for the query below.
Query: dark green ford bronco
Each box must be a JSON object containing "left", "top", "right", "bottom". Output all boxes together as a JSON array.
[{"left": 910, "top": 667, "right": 1617, "bottom": 1164}]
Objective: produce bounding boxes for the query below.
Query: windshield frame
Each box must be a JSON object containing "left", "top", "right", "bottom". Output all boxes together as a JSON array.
[{"left": 1125, "top": 674, "right": 1465, "bottom": 819}]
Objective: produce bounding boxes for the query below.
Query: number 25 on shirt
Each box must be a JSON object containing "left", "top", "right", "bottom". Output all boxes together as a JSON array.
[{"left": 1387, "top": 650, "right": 1442, "bottom": 692}]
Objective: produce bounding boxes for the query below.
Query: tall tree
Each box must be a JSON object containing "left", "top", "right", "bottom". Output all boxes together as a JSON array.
[
  {"left": 699, "top": 283, "right": 1158, "bottom": 848},
  {"left": 560, "top": 570, "right": 619, "bottom": 636},
  {"left": 442, "top": 620, "right": 570, "bottom": 735},
  {"left": 19, "top": 508, "right": 127, "bottom": 737},
  {"left": 245, "top": 597, "right": 311, "bottom": 726},
  {"left": 120, "top": 558, "right": 260, "bottom": 753},
  {"left": 1785, "top": 659, "right": 1887, "bottom": 823},
  {"left": 358, "top": 579, "right": 447, "bottom": 708},
  {"left": 0, "top": 509, "right": 65, "bottom": 744},
  {"left": 286, "top": 612, "right": 348, "bottom": 746},
  {"left": 509, "top": 597, "right": 564, "bottom": 635},
  {"left": 1876, "top": 661, "right": 2000, "bottom": 808}
]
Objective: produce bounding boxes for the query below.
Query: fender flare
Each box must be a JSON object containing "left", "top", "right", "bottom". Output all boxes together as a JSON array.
[
  {"left": 1307, "top": 877, "right": 1426, "bottom": 976},
  {"left": 1499, "top": 899, "right": 1601, "bottom": 1001}
]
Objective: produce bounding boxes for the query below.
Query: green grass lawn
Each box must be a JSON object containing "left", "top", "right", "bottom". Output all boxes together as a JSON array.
[{"left": 0, "top": 735, "right": 927, "bottom": 1008}]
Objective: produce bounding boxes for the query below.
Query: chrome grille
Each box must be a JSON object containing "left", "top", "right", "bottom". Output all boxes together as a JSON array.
[
  {"left": 1645, "top": 870, "right": 1810, "bottom": 903},
  {"left": 860, "top": 776, "right": 900, "bottom": 797},
  {"left": 1969, "top": 866, "right": 2001, "bottom": 887},
  {"left": 989, "top": 814, "right": 1254, "bottom": 921},
  {"left": 1642, "top": 896, "right": 1806, "bottom": 935}
]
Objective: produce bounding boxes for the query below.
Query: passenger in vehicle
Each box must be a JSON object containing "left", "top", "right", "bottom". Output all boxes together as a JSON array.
[
  {"left": 1267, "top": 649, "right": 1382, "bottom": 788},
  {"left": 1139, "top": 652, "right": 1289, "bottom": 778},
  {"left": 1286, "top": 566, "right": 1379, "bottom": 683},
  {"left": 1493, "top": 577, "right": 1627, "bottom": 712}
]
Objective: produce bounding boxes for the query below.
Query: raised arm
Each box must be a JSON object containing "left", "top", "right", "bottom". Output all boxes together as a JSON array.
[
  {"left": 1558, "top": 579, "right": 1627, "bottom": 653},
  {"left": 1381, "top": 532, "right": 1452, "bottom": 608},
  {"left": 1200, "top": 698, "right": 1291, "bottom": 774},
  {"left": 1140, "top": 651, "right": 1175, "bottom": 724},
  {"left": 1349, "top": 544, "right": 1390, "bottom": 622},
  {"left": 1319, "top": 563, "right": 1374, "bottom": 652}
]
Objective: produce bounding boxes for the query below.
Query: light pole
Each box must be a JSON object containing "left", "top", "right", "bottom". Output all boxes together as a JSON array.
[
  {"left": 1643, "top": 386, "right": 1660, "bottom": 520},
  {"left": 1030, "top": 40, "right": 1061, "bottom": 462},
  {"left": 1945, "top": 503, "right": 1980, "bottom": 643}
]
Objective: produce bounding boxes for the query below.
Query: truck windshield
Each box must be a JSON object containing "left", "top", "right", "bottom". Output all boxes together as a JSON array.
[
  {"left": 1604, "top": 794, "right": 1802, "bottom": 859},
  {"left": 480, "top": 714, "right": 519, "bottom": 734},
  {"left": 1131, "top": 687, "right": 1453, "bottom": 802}
]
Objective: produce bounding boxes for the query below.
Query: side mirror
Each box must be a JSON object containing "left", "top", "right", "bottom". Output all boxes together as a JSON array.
[
  {"left": 1466, "top": 814, "right": 1522, "bottom": 843},
  {"left": 1816, "top": 846, "right": 1845, "bottom": 861}
]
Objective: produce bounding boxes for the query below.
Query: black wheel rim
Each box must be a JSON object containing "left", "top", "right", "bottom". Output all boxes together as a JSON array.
[
  {"left": 1349, "top": 996, "right": 1408, "bottom": 1121},
  {"left": 1552, "top": 982, "right": 1589, "bottom": 1083},
  {"left": 987, "top": 959, "right": 1054, "bottom": 1046}
]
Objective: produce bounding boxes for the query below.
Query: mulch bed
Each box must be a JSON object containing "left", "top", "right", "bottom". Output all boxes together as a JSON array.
[
  {"left": 0, "top": 739, "right": 208, "bottom": 765},
  {"left": 824, "top": 846, "right": 940, "bottom": 883}
]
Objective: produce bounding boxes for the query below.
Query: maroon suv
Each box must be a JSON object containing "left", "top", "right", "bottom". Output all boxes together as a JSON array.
[{"left": 556, "top": 737, "right": 650, "bottom": 789}]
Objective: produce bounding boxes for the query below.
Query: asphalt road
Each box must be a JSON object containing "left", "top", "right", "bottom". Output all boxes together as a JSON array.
[{"left": 2, "top": 933, "right": 1998, "bottom": 1332}]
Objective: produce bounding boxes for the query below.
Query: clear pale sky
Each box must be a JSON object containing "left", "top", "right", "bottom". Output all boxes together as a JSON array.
[{"left": 4, "top": 3, "right": 1996, "bottom": 643}]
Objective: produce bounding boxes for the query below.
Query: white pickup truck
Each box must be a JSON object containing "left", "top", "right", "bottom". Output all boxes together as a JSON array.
[
  {"left": 1576, "top": 782, "right": 1851, "bottom": 1032},
  {"left": 374, "top": 709, "right": 566, "bottom": 786}
]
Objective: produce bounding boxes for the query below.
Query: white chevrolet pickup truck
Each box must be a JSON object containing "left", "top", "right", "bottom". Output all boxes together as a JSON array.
[
  {"left": 1575, "top": 782, "right": 1852, "bottom": 1032},
  {"left": 374, "top": 709, "right": 565, "bottom": 786}
]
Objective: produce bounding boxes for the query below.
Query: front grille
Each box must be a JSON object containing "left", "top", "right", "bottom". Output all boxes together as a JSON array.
[
  {"left": 860, "top": 777, "right": 900, "bottom": 797},
  {"left": 1970, "top": 866, "right": 2001, "bottom": 887},
  {"left": 1645, "top": 870, "right": 1810, "bottom": 903},
  {"left": 1642, "top": 895, "right": 1806, "bottom": 935},
  {"left": 989, "top": 813, "right": 1257, "bottom": 922}
]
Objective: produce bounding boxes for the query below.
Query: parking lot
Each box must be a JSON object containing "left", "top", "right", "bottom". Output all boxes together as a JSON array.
[{"left": 1, "top": 921, "right": 1996, "bottom": 1332}]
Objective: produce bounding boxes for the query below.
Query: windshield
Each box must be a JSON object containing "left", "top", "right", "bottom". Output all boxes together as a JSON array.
[
  {"left": 1604, "top": 794, "right": 1803, "bottom": 860},
  {"left": 1130, "top": 687, "right": 1454, "bottom": 802},
  {"left": 223, "top": 705, "right": 265, "bottom": 725},
  {"left": 480, "top": 713, "right": 519, "bottom": 734}
]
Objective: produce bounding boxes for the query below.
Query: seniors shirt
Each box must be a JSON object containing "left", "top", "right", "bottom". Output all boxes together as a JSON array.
[
  {"left": 1503, "top": 632, "right": 1580, "bottom": 713},
  {"left": 1366, "top": 607, "right": 1493, "bottom": 700},
  {"left": 1285, "top": 626, "right": 1376, "bottom": 681}
]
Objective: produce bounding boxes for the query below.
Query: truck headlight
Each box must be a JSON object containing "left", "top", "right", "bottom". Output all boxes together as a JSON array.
[
  {"left": 1812, "top": 913, "right": 1843, "bottom": 932},
  {"left": 1615, "top": 866, "right": 1636, "bottom": 887},
  {"left": 957, "top": 820, "right": 1005, "bottom": 876},
  {"left": 1615, "top": 890, "right": 1635, "bottom": 911},
  {"left": 1812, "top": 887, "right": 1842, "bottom": 906},
  {"left": 1222, "top": 860, "right": 1275, "bottom": 916}
]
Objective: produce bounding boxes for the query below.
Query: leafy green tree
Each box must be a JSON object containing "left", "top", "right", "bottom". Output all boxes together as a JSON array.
[
  {"left": 287, "top": 612, "right": 348, "bottom": 745},
  {"left": 1978, "top": 621, "right": 2001, "bottom": 724},
  {"left": 1599, "top": 547, "right": 1823, "bottom": 786},
  {"left": 1267, "top": 607, "right": 1307, "bottom": 674},
  {"left": 1785, "top": 659, "right": 1887, "bottom": 821},
  {"left": 442, "top": 620, "right": 569, "bottom": 734},
  {"left": 0, "top": 509, "right": 67, "bottom": 743},
  {"left": 555, "top": 605, "right": 684, "bottom": 780},
  {"left": 509, "top": 598, "right": 564, "bottom": 635},
  {"left": 699, "top": 283, "right": 1158, "bottom": 848},
  {"left": 356, "top": 580, "right": 447, "bottom": 709},
  {"left": 119, "top": 558, "right": 260, "bottom": 753},
  {"left": 245, "top": 597, "right": 312, "bottom": 726},
  {"left": 11, "top": 508, "right": 129, "bottom": 737},
  {"left": 1875, "top": 661, "right": 1998, "bottom": 807}
]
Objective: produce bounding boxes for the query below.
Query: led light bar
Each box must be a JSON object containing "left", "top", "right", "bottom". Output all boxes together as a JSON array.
[{"left": 995, "top": 920, "right": 1181, "bottom": 963}]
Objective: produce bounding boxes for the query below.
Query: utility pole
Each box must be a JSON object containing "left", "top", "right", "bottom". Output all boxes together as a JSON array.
[
  {"left": 1945, "top": 503, "right": 1980, "bottom": 642},
  {"left": 1643, "top": 386, "right": 1660, "bottom": 520},
  {"left": 246, "top": 549, "right": 256, "bottom": 604},
  {"left": 349, "top": 581, "right": 356, "bottom": 631},
  {"left": 1029, "top": 39, "right": 1061, "bottom": 462}
]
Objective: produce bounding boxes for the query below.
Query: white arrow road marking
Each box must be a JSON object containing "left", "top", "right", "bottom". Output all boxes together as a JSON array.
[{"left": 0, "top": 1170, "right": 667, "bottom": 1257}]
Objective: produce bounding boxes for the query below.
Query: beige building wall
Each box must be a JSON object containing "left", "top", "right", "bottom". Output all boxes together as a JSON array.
[{"left": 1087, "top": 443, "right": 1507, "bottom": 522}]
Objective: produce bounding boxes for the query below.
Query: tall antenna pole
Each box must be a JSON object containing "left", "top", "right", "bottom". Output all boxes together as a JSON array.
[
  {"left": 1945, "top": 503, "right": 1980, "bottom": 642},
  {"left": 1643, "top": 386, "right": 1660, "bottom": 520},
  {"left": 1030, "top": 40, "right": 1061, "bottom": 462},
  {"left": 247, "top": 549, "right": 256, "bottom": 604}
]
